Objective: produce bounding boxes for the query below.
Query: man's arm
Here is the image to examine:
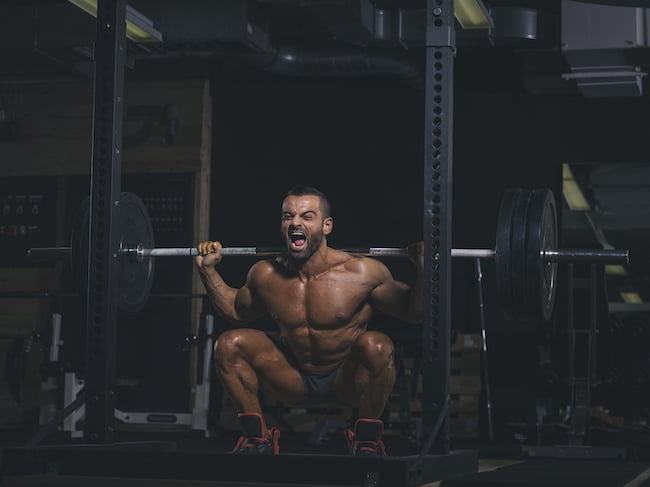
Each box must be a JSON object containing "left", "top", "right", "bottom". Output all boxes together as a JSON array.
[
  {"left": 195, "top": 241, "right": 266, "bottom": 325},
  {"left": 367, "top": 241, "right": 424, "bottom": 324}
]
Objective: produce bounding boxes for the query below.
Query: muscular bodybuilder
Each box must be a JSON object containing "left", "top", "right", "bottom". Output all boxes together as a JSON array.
[{"left": 195, "top": 184, "right": 423, "bottom": 456}]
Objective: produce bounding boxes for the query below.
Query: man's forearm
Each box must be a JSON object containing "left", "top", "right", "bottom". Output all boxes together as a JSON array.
[{"left": 198, "top": 265, "right": 240, "bottom": 323}]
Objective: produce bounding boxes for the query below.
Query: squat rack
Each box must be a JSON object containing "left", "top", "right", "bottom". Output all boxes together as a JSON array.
[
  {"left": 3, "top": 0, "right": 475, "bottom": 485},
  {"left": 75, "top": 0, "right": 457, "bottom": 454}
]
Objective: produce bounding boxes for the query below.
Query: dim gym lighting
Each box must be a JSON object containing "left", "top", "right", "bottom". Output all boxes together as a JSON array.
[
  {"left": 454, "top": 0, "right": 494, "bottom": 29},
  {"left": 66, "top": 0, "right": 163, "bottom": 42},
  {"left": 620, "top": 291, "right": 643, "bottom": 304},
  {"left": 562, "top": 163, "right": 591, "bottom": 211}
]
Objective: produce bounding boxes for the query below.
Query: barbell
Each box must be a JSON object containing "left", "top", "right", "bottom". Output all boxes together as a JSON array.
[{"left": 28, "top": 188, "right": 629, "bottom": 320}]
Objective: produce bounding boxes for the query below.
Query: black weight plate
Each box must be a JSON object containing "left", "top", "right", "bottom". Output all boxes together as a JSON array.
[
  {"left": 70, "top": 196, "right": 90, "bottom": 302},
  {"left": 495, "top": 188, "right": 522, "bottom": 320},
  {"left": 525, "top": 189, "right": 558, "bottom": 322},
  {"left": 510, "top": 189, "right": 533, "bottom": 320},
  {"left": 118, "top": 192, "right": 155, "bottom": 313}
]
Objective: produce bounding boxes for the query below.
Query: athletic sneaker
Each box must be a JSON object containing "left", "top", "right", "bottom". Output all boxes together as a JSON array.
[
  {"left": 231, "top": 412, "right": 280, "bottom": 455},
  {"left": 345, "top": 418, "right": 387, "bottom": 457}
]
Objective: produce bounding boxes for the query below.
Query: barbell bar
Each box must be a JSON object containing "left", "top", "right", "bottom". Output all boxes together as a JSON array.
[
  {"left": 114, "top": 245, "right": 628, "bottom": 262},
  {"left": 29, "top": 244, "right": 628, "bottom": 262},
  {"left": 27, "top": 188, "right": 630, "bottom": 320}
]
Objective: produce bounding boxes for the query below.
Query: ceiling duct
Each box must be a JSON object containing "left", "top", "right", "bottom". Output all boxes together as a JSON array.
[
  {"left": 561, "top": 0, "right": 650, "bottom": 97},
  {"left": 489, "top": 6, "right": 540, "bottom": 44},
  {"left": 245, "top": 44, "right": 421, "bottom": 80}
]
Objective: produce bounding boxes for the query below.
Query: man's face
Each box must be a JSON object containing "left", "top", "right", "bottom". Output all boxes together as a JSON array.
[{"left": 280, "top": 195, "right": 332, "bottom": 260}]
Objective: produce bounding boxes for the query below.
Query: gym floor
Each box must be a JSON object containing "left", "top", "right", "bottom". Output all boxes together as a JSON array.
[{"left": 2, "top": 426, "right": 650, "bottom": 487}]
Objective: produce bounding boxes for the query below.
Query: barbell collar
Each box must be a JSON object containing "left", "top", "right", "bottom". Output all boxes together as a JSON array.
[{"left": 451, "top": 249, "right": 496, "bottom": 259}]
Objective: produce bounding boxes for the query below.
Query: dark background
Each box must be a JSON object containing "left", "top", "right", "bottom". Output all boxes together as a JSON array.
[{"left": 3, "top": 0, "right": 650, "bottom": 447}]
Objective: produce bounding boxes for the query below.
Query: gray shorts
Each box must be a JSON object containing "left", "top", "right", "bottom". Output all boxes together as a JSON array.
[
  {"left": 299, "top": 368, "right": 338, "bottom": 402},
  {"left": 269, "top": 333, "right": 339, "bottom": 402}
]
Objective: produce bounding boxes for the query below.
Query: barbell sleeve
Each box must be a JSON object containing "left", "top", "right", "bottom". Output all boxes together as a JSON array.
[
  {"left": 28, "top": 247, "right": 73, "bottom": 259},
  {"left": 543, "top": 248, "right": 629, "bottom": 264}
]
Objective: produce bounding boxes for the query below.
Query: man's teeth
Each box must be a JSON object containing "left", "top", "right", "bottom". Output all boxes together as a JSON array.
[{"left": 290, "top": 233, "right": 306, "bottom": 249}]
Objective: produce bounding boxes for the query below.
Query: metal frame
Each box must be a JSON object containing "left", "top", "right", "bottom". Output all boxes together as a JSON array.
[
  {"left": 1, "top": 0, "right": 483, "bottom": 484},
  {"left": 81, "top": 0, "right": 459, "bottom": 453},
  {"left": 521, "top": 262, "right": 627, "bottom": 460},
  {"left": 82, "top": 0, "right": 458, "bottom": 452},
  {"left": 421, "top": 0, "right": 455, "bottom": 454},
  {"left": 84, "top": 0, "right": 127, "bottom": 443}
]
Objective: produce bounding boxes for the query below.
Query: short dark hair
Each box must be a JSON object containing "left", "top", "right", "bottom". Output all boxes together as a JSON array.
[{"left": 285, "top": 184, "right": 331, "bottom": 218}]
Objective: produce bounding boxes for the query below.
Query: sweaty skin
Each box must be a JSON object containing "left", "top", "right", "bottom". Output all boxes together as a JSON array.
[{"left": 195, "top": 194, "right": 424, "bottom": 417}]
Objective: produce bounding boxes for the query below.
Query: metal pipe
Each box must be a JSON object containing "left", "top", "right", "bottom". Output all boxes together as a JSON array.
[
  {"left": 28, "top": 247, "right": 73, "bottom": 259},
  {"left": 29, "top": 245, "right": 631, "bottom": 264},
  {"left": 543, "top": 248, "right": 629, "bottom": 264},
  {"left": 142, "top": 247, "right": 493, "bottom": 258},
  {"left": 475, "top": 258, "right": 494, "bottom": 443}
]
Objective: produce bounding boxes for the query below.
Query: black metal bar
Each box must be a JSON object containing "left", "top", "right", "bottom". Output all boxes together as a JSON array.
[
  {"left": 414, "top": 401, "right": 449, "bottom": 471},
  {"left": 84, "top": 0, "right": 126, "bottom": 444},
  {"left": 24, "top": 391, "right": 86, "bottom": 448},
  {"left": 421, "top": 0, "right": 455, "bottom": 455},
  {"left": 544, "top": 249, "right": 629, "bottom": 264},
  {"left": 589, "top": 264, "right": 598, "bottom": 384},
  {"left": 568, "top": 263, "right": 576, "bottom": 397},
  {"left": 27, "top": 247, "right": 73, "bottom": 259},
  {"left": 475, "top": 258, "right": 494, "bottom": 443}
]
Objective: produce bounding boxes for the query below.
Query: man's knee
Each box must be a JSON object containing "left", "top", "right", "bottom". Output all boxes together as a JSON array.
[
  {"left": 353, "top": 331, "right": 395, "bottom": 368},
  {"left": 214, "top": 329, "right": 256, "bottom": 365}
]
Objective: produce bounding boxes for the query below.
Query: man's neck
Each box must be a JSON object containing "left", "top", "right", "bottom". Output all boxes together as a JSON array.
[{"left": 287, "top": 244, "right": 332, "bottom": 279}]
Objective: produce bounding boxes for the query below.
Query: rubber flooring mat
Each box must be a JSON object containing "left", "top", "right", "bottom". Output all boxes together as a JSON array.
[{"left": 440, "top": 458, "right": 650, "bottom": 487}]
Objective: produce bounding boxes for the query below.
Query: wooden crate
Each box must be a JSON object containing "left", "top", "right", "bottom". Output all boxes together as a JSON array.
[
  {"left": 0, "top": 337, "right": 43, "bottom": 428},
  {"left": 450, "top": 336, "right": 481, "bottom": 439},
  {"left": 449, "top": 374, "right": 481, "bottom": 396},
  {"left": 449, "top": 411, "right": 479, "bottom": 438},
  {"left": 388, "top": 343, "right": 483, "bottom": 440},
  {"left": 451, "top": 333, "right": 483, "bottom": 352},
  {"left": 0, "top": 267, "right": 60, "bottom": 337}
]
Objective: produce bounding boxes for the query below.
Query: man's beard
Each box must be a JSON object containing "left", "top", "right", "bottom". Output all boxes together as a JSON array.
[{"left": 288, "top": 231, "right": 323, "bottom": 262}]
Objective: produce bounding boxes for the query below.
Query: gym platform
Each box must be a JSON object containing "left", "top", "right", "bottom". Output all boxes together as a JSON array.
[{"left": 1, "top": 437, "right": 478, "bottom": 487}]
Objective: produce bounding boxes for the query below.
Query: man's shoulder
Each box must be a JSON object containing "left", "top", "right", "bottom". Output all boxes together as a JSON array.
[
  {"left": 248, "top": 257, "right": 290, "bottom": 279},
  {"left": 338, "top": 252, "right": 387, "bottom": 275},
  {"left": 250, "top": 258, "right": 278, "bottom": 273}
]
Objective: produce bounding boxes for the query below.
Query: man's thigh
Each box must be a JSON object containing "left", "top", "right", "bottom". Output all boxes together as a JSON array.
[
  {"left": 329, "top": 331, "right": 395, "bottom": 407},
  {"left": 232, "top": 329, "right": 306, "bottom": 404}
]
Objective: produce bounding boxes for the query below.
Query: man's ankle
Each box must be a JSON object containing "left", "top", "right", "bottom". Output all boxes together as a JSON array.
[
  {"left": 231, "top": 412, "right": 280, "bottom": 455},
  {"left": 346, "top": 418, "right": 387, "bottom": 457}
]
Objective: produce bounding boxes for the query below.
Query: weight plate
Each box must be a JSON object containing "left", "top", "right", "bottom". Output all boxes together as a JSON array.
[
  {"left": 495, "top": 188, "right": 522, "bottom": 320},
  {"left": 510, "top": 189, "right": 533, "bottom": 320},
  {"left": 525, "top": 189, "right": 558, "bottom": 322},
  {"left": 118, "top": 192, "right": 155, "bottom": 313}
]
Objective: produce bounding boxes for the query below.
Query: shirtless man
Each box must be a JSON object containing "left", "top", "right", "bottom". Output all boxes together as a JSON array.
[{"left": 195, "top": 185, "right": 423, "bottom": 456}]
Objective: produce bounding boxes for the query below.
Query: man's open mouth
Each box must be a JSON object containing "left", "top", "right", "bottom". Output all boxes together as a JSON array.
[{"left": 289, "top": 231, "right": 306, "bottom": 251}]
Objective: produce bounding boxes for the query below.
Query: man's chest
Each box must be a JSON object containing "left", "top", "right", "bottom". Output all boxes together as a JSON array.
[{"left": 258, "top": 274, "right": 375, "bottom": 327}]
